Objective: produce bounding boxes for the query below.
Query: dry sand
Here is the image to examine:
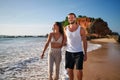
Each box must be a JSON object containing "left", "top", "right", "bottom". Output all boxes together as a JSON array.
[
  {"left": 81, "top": 39, "right": 120, "bottom": 80},
  {"left": 91, "top": 38, "right": 117, "bottom": 43}
]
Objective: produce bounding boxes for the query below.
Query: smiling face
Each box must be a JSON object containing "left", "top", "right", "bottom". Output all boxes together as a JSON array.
[{"left": 68, "top": 14, "right": 76, "bottom": 24}]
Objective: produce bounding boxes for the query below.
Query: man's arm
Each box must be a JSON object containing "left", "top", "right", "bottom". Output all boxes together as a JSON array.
[{"left": 80, "top": 27, "right": 87, "bottom": 61}]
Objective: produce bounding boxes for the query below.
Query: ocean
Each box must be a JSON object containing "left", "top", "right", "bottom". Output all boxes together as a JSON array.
[{"left": 0, "top": 37, "right": 101, "bottom": 80}]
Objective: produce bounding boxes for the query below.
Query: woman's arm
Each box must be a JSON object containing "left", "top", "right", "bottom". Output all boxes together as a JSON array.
[{"left": 40, "top": 33, "right": 52, "bottom": 59}]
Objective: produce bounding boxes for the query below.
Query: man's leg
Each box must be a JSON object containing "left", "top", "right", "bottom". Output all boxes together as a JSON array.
[
  {"left": 75, "top": 52, "right": 84, "bottom": 80},
  {"left": 67, "top": 68, "right": 74, "bottom": 80},
  {"left": 76, "top": 70, "right": 83, "bottom": 80},
  {"left": 65, "top": 51, "right": 75, "bottom": 80}
]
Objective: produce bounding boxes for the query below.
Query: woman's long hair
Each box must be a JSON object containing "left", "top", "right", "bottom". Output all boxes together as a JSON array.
[{"left": 55, "top": 22, "right": 64, "bottom": 35}]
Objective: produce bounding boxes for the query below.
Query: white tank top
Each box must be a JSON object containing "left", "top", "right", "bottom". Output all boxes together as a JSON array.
[{"left": 66, "top": 26, "right": 83, "bottom": 52}]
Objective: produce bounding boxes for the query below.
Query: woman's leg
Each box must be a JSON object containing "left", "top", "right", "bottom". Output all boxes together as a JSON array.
[
  {"left": 48, "top": 51, "right": 54, "bottom": 80},
  {"left": 53, "top": 50, "right": 61, "bottom": 80}
]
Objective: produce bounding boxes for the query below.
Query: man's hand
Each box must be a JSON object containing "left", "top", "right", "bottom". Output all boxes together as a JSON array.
[{"left": 84, "top": 53, "right": 87, "bottom": 61}]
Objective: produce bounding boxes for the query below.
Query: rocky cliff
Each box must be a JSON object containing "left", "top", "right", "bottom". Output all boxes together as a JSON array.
[{"left": 87, "top": 18, "right": 112, "bottom": 38}]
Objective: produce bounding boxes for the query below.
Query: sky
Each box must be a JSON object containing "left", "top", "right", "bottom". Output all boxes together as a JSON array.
[{"left": 0, "top": 0, "right": 120, "bottom": 36}]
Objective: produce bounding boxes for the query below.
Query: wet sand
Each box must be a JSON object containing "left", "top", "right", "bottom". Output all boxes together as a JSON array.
[{"left": 82, "top": 40, "right": 120, "bottom": 80}]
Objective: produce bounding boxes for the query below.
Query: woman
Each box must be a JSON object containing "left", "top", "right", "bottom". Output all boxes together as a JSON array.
[{"left": 40, "top": 22, "right": 64, "bottom": 80}]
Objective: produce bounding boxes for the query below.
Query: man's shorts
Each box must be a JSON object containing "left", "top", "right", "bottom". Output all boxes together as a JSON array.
[{"left": 65, "top": 51, "right": 84, "bottom": 70}]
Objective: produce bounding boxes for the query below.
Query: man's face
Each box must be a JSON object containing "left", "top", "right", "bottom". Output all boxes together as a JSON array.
[{"left": 68, "top": 15, "right": 76, "bottom": 24}]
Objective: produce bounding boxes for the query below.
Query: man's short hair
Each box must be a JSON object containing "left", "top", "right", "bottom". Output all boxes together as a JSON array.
[{"left": 68, "top": 13, "right": 76, "bottom": 18}]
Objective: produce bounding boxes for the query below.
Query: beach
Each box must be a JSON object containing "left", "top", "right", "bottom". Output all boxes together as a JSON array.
[
  {"left": 0, "top": 38, "right": 120, "bottom": 80},
  {"left": 82, "top": 38, "right": 120, "bottom": 80}
]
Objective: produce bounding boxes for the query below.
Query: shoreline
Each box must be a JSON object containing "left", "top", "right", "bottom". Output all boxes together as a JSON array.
[{"left": 90, "top": 38, "right": 117, "bottom": 43}]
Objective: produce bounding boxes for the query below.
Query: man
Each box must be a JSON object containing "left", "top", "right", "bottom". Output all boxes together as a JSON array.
[{"left": 63, "top": 13, "right": 87, "bottom": 80}]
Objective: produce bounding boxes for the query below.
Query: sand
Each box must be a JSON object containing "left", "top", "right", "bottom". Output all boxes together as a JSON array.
[
  {"left": 90, "top": 38, "right": 117, "bottom": 43},
  {"left": 82, "top": 38, "right": 120, "bottom": 80}
]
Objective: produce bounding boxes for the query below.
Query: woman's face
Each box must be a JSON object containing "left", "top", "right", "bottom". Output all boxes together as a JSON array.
[{"left": 52, "top": 24, "right": 59, "bottom": 32}]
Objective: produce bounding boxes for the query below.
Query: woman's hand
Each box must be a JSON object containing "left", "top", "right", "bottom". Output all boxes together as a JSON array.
[{"left": 40, "top": 53, "right": 44, "bottom": 59}]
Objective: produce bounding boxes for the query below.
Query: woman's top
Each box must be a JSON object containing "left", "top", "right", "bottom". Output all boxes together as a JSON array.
[
  {"left": 50, "top": 34, "right": 63, "bottom": 49},
  {"left": 51, "top": 34, "right": 63, "bottom": 44}
]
